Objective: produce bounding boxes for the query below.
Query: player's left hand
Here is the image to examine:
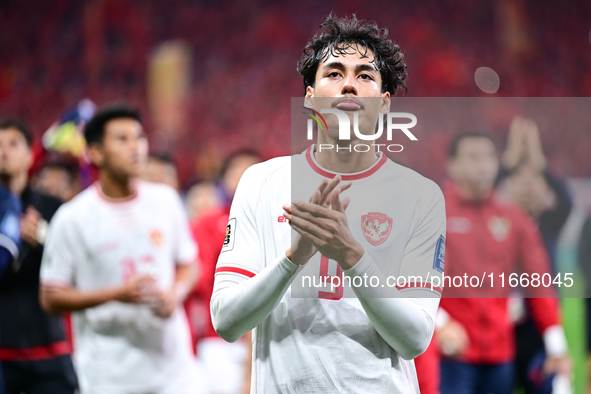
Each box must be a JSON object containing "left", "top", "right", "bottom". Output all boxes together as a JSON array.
[
  {"left": 149, "top": 289, "right": 176, "bottom": 319},
  {"left": 290, "top": 187, "right": 364, "bottom": 269},
  {"left": 20, "top": 206, "right": 41, "bottom": 247},
  {"left": 543, "top": 354, "right": 572, "bottom": 377}
]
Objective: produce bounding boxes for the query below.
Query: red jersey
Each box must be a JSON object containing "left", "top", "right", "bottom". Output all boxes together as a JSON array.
[
  {"left": 185, "top": 207, "right": 230, "bottom": 343},
  {"left": 439, "top": 182, "right": 560, "bottom": 364}
]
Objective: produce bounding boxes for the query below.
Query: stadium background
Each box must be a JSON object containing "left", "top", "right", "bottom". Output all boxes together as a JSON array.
[{"left": 1, "top": 0, "right": 590, "bottom": 392}]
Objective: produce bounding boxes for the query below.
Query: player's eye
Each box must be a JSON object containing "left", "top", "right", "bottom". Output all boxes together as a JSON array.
[
  {"left": 327, "top": 72, "right": 341, "bottom": 78},
  {"left": 359, "top": 74, "right": 373, "bottom": 80}
]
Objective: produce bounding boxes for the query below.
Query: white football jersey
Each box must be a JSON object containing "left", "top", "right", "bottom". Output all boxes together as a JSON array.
[
  {"left": 216, "top": 145, "right": 446, "bottom": 393},
  {"left": 40, "top": 181, "right": 199, "bottom": 394}
]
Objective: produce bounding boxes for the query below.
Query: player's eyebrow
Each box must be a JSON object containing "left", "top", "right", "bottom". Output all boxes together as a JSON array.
[{"left": 322, "top": 62, "right": 378, "bottom": 74}]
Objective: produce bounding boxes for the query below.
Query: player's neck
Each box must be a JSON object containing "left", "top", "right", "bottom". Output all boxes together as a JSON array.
[
  {"left": 98, "top": 171, "right": 135, "bottom": 199},
  {"left": 313, "top": 137, "right": 378, "bottom": 174},
  {"left": 0, "top": 171, "right": 28, "bottom": 197}
]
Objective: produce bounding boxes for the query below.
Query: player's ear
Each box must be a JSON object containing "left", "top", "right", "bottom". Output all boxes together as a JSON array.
[
  {"left": 379, "top": 92, "right": 391, "bottom": 115},
  {"left": 305, "top": 86, "right": 314, "bottom": 100},
  {"left": 87, "top": 142, "right": 105, "bottom": 167},
  {"left": 24, "top": 146, "right": 34, "bottom": 171}
]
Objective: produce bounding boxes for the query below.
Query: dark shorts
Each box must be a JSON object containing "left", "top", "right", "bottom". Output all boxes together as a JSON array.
[
  {"left": 440, "top": 359, "right": 514, "bottom": 394},
  {"left": 1, "top": 355, "right": 77, "bottom": 394}
]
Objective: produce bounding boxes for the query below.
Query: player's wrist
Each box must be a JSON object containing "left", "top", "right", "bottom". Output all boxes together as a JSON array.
[
  {"left": 339, "top": 242, "right": 365, "bottom": 269},
  {"left": 111, "top": 286, "right": 128, "bottom": 303}
]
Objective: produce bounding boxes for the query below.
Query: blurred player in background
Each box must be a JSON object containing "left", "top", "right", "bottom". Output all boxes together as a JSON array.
[
  {"left": 188, "top": 150, "right": 260, "bottom": 394},
  {"left": 432, "top": 132, "right": 570, "bottom": 394},
  {"left": 500, "top": 117, "right": 573, "bottom": 394},
  {"left": 185, "top": 182, "right": 221, "bottom": 222},
  {"left": 0, "top": 119, "right": 77, "bottom": 394},
  {"left": 211, "top": 14, "right": 446, "bottom": 393},
  {"left": 33, "top": 159, "right": 80, "bottom": 203},
  {"left": 142, "top": 151, "right": 179, "bottom": 191},
  {"left": 0, "top": 185, "right": 21, "bottom": 394},
  {"left": 39, "top": 105, "right": 200, "bottom": 394}
]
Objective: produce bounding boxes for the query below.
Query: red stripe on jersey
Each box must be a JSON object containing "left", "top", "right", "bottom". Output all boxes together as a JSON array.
[
  {"left": 215, "top": 266, "right": 257, "bottom": 278},
  {"left": 397, "top": 282, "right": 442, "bottom": 296},
  {"left": 0, "top": 340, "right": 71, "bottom": 361},
  {"left": 305, "top": 145, "right": 387, "bottom": 181}
]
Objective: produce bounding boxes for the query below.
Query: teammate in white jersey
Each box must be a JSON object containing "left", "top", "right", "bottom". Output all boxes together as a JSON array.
[
  {"left": 211, "top": 14, "right": 446, "bottom": 393},
  {"left": 39, "top": 106, "right": 200, "bottom": 394}
]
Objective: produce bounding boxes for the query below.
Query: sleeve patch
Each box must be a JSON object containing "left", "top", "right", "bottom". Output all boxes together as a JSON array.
[
  {"left": 221, "top": 218, "right": 236, "bottom": 252},
  {"left": 433, "top": 235, "right": 445, "bottom": 273}
]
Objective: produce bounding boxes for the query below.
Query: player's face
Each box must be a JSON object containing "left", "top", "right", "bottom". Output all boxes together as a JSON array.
[
  {"left": 95, "top": 118, "right": 145, "bottom": 179},
  {"left": 0, "top": 128, "right": 33, "bottom": 177},
  {"left": 448, "top": 137, "right": 499, "bottom": 196},
  {"left": 143, "top": 159, "right": 178, "bottom": 190},
  {"left": 36, "top": 167, "right": 74, "bottom": 202},
  {"left": 305, "top": 44, "right": 390, "bottom": 140}
]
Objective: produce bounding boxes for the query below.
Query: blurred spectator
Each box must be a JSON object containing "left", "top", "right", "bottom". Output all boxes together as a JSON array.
[
  {"left": 187, "top": 149, "right": 260, "bottom": 394},
  {"left": 501, "top": 116, "right": 573, "bottom": 273},
  {"left": 429, "top": 132, "right": 570, "bottom": 394},
  {"left": 33, "top": 160, "right": 80, "bottom": 203},
  {"left": 577, "top": 215, "right": 591, "bottom": 394},
  {"left": 185, "top": 182, "right": 220, "bottom": 222},
  {"left": 142, "top": 151, "right": 179, "bottom": 191},
  {"left": 0, "top": 119, "right": 77, "bottom": 394},
  {"left": 0, "top": 185, "right": 20, "bottom": 394},
  {"left": 499, "top": 117, "right": 573, "bottom": 394}
]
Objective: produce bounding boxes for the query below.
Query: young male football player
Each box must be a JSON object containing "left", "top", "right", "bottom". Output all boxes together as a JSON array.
[
  {"left": 211, "top": 14, "right": 446, "bottom": 393},
  {"left": 39, "top": 106, "right": 200, "bottom": 394}
]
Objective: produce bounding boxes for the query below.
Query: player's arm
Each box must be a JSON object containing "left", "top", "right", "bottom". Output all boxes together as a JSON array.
[
  {"left": 0, "top": 193, "right": 21, "bottom": 277},
  {"left": 40, "top": 277, "right": 155, "bottom": 314},
  {"left": 211, "top": 251, "right": 300, "bottom": 342},
  {"left": 517, "top": 213, "right": 571, "bottom": 375},
  {"left": 289, "top": 183, "right": 445, "bottom": 360}
]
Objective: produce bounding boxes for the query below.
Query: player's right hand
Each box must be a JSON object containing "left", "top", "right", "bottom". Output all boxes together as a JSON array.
[
  {"left": 115, "top": 274, "right": 158, "bottom": 304},
  {"left": 284, "top": 176, "right": 351, "bottom": 265},
  {"left": 436, "top": 318, "right": 470, "bottom": 358}
]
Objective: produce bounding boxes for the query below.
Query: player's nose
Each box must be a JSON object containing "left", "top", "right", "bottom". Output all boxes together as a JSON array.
[{"left": 341, "top": 74, "right": 358, "bottom": 95}]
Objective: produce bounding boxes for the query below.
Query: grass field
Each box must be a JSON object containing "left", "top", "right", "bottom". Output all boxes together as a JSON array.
[{"left": 563, "top": 296, "right": 586, "bottom": 394}]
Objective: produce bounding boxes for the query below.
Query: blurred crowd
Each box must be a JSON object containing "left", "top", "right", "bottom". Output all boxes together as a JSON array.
[{"left": 1, "top": 0, "right": 591, "bottom": 186}]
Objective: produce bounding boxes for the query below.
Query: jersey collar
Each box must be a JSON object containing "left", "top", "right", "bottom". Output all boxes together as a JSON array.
[{"left": 304, "top": 144, "right": 387, "bottom": 181}]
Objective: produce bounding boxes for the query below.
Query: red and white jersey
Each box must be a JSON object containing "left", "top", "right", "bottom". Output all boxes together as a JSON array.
[
  {"left": 40, "top": 181, "right": 199, "bottom": 394},
  {"left": 216, "top": 146, "right": 446, "bottom": 393}
]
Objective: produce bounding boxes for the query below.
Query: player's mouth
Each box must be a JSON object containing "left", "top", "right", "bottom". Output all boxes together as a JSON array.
[{"left": 334, "top": 98, "right": 362, "bottom": 111}]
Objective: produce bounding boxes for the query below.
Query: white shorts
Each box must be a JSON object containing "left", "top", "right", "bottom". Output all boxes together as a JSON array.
[{"left": 197, "top": 337, "right": 249, "bottom": 394}]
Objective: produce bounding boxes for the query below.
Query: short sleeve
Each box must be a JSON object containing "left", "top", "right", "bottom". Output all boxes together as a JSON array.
[
  {"left": 171, "top": 190, "right": 198, "bottom": 265},
  {"left": 40, "top": 207, "right": 80, "bottom": 289},
  {"left": 397, "top": 181, "right": 446, "bottom": 297},
  {"left": 0, "top": 192, "right": 21, "bottom": 261},
  {"left": 215, "top": 167, "right": 262, "bottom": 278}
]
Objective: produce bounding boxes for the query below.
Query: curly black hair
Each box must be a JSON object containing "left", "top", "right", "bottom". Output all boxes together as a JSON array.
[{"left": 297, "top": 14, "right": 407, "bottom": 95}]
